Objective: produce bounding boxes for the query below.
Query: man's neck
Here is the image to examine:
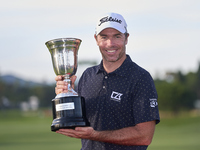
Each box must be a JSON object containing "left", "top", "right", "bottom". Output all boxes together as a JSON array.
[{"left": 103, "top": 55, "right": 126, "bottom": 73}]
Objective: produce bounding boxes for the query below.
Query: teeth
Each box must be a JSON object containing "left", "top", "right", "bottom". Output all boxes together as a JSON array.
[{"left": 107, "top": 50, "right": 115, "bottom": 52}]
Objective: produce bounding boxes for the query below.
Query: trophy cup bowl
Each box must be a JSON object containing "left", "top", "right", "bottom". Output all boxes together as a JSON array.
[{"left": 45, "top": 38, "right": 88, "bottom": 131}]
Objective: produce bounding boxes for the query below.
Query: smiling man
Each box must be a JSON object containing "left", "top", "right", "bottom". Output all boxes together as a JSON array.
[
  {"left": 95, "top": 28, "right": 127, "bottom": 73},
  {"left": 55, "top": 12, "right": 160, "bottom": 150}
]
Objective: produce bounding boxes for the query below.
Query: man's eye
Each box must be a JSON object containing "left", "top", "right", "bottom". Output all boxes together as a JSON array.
[{"left": 116, "top": 35, "right": 121, "bottom": 38}]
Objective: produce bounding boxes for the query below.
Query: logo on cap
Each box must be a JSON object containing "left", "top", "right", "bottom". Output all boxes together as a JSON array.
[
  {"left": 95, "top": 12, "right": 127, "bottom": 35},
  {"left": 98, "top": 16, "right": 122, "bottom": 26}
]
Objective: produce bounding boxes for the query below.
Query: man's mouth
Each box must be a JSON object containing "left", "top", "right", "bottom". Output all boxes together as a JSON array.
[{"left": 106, "top": 50, "right": 116, "bottom": 53}]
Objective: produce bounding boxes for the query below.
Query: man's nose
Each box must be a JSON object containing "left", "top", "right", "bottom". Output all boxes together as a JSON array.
[{"left": 107, "top": 38, "right": 115, "bottom": 46}]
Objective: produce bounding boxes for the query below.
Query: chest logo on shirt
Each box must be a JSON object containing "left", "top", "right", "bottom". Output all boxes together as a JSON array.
[{"left": 110, "top": 91, "right": 123, "bottom": 102}]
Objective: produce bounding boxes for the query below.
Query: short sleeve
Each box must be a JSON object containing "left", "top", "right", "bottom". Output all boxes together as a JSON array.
[{"left": 132, "top": 72, "right": 160, "bottom": 125}]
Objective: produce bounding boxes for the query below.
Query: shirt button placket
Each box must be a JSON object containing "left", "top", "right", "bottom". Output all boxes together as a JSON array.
[{"left": 103, "top": 76, "right": 108, "bottom": 89}]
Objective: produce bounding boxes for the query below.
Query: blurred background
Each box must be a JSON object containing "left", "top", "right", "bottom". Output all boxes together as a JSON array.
[{"left": 0, "top": 0, "right": 200, "bottom": 150}]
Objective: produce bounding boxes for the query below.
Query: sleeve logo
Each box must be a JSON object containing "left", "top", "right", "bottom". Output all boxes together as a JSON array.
[{"left": 150, "top": 98, "right": 158, "bottom": 108}]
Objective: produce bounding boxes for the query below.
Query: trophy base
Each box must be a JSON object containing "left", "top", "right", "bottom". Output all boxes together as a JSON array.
[{"left": 51, "top": 96, "right": 89, "bottom": 132}]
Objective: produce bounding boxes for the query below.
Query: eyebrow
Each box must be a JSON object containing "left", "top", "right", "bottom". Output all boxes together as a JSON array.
[{"left": 99, "top": 33, "right": 122, "bottom": 37}]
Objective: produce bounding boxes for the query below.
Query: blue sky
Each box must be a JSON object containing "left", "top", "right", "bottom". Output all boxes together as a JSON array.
[{"left": 0, "top": 0, "right": 199, "bottom": 83}]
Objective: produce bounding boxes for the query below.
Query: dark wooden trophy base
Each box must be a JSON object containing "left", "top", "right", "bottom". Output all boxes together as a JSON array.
[{"left": 51, "top": 96, "right": 88, "bottom": 132}]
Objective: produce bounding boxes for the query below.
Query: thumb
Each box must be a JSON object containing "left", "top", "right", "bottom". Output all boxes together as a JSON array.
[{"left": 70, "top": 75, "right": 77, "bottom": 89}]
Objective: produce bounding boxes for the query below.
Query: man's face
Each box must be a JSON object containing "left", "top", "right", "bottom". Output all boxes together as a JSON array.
[{"left": 95, "top": 28, "right": 128, "bottom": 63}]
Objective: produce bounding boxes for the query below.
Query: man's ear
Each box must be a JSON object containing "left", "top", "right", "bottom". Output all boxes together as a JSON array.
[
  {"left": 125, "top": 33, "right": 129, "bottom": 45},
  {"left": 94, "top": 34, "right": 99, "bottom": 46}
]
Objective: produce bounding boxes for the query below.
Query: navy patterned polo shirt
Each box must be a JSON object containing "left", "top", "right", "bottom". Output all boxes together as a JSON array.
[{"left": 77, "top": 55, "right": 160, "bottom": 150}]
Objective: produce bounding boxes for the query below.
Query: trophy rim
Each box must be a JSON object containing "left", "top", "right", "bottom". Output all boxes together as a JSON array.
[{"left": 45, "top": 38, "right": 82, "bottom": 45}]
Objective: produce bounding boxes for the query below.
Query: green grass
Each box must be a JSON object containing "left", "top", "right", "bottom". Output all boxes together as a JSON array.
[
  {"left": 148, "top": 115, "right": 200, "bottom": 150},
  {"left": 0, "top": 109, "right": 200, "bottom": 150},
  {"left": 0, "top": 109, "right": 81, "bottom": 150}
]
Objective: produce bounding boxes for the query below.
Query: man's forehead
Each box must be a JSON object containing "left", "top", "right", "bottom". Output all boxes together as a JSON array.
[{"left": 99, "top": 28, "right": 122, "bottom": 35}]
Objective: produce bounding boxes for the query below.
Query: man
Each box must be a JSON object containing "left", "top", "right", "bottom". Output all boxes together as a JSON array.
[{"left": 55, "top": 12, "right": 160, "bottom": 150}]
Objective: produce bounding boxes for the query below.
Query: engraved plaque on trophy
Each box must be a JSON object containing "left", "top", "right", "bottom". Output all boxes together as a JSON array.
[{"left": 45, "top": 38, "right": 88, "bottom": 131}]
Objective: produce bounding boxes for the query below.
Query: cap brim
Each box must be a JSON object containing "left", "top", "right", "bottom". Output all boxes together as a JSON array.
[{"left": 96, "top": 22, "right": 126, "bottom": 35}]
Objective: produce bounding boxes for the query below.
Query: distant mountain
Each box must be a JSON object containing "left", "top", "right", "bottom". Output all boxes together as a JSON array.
[{"left": 0, "top": 74, "right": 46, "bottom": 87}]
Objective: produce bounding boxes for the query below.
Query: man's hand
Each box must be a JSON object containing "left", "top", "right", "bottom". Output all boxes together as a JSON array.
[
  {"left": 56, "top": 121, "right": 156, "bottom": 146},
  {"left": 56, "top": 127, "right": 97, "bottom": 140},
  {"left": 55, "top": 75, "right": 77, "bottom": 95}
]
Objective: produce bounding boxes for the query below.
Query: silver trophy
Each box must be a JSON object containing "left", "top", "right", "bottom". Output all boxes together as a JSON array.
[{"left": 45, "top": 38, "right": 88, "bottom": 131}]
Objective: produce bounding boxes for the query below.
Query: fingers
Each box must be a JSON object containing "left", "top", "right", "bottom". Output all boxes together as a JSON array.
[
  {"left": 55, "top": 75, "right": 77, "bottom": 95},
  {"left": 55, "top": 75, "right": 77, "bottom": 82},
  {"left": 56, "top": 128, "right": 81, "bottom": 138},
  {"left": 56, "top": 129, "right": 79, "bottom": 138},
  {"left": 55, "top": 81, "right": 68, "bottom": 94},
  {"left": 56, "top": 127, "right": 95, "bottom": 140}
]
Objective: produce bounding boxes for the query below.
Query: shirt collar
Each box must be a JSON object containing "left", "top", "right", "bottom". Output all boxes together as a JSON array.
[{"left": 96, "top": 55, "right": 133, "bottom": 76}]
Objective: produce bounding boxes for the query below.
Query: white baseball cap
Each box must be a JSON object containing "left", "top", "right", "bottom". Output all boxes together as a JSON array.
[{"left": 95, "top": 12, "right": 128, "bottom": 35}]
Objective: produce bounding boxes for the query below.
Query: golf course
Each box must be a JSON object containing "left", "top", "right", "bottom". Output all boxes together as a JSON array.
[{"left": 0, "top": 109, "right": 200, "bottom": 150}]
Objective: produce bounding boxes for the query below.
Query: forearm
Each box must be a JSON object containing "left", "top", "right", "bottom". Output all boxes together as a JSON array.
[
  {"left": 56, "top": 121, "right": 156, "bottom": 146},
  {"left": 92, "top": 121, "right": 155, "bottom": 146}
]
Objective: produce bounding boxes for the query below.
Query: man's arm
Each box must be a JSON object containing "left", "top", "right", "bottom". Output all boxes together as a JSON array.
[
  {"left": 56, "top": 120, "right": 156, "bottom": 146},
  {"left": 93, "top": 120, "right": 155, "bottom": 145}
]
